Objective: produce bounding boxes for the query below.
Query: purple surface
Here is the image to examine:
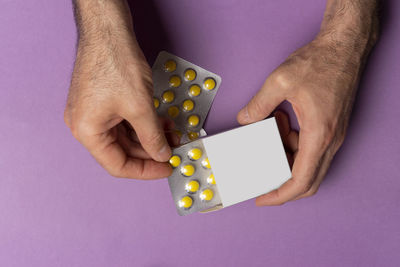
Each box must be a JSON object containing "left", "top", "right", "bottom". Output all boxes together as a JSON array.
[{"left": 1, "top": 0, "right": 399, "bottom": 266}]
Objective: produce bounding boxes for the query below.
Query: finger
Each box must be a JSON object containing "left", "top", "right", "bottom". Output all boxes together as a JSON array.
[
  {"left": 85, "top": 128, "right": 172, "bottom": 179},
  {"left": 128, "top": 117, "right": 175, "bottom": 144},
  {"left": 123, "top": 99, "right": 171, "bottom": 162},
  {"left": 255, "top": 120, "right": 327, "bottom": 205},
  {"left": 237, "top": 74, "right": 286, "bottom": 125},
  {"left": 117, "top": 124, "right": 152, "bottom": 159},
  {"left": 293, "top": 147, "right": 335, "bottom": 200},
  {"left": 275, "top": 110, "right": 299, "bottom": 153}
]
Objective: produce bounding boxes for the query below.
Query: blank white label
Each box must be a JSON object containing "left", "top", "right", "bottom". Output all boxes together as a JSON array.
[{"left": 202, "top": 118, "right": 292, "bottom": 207}]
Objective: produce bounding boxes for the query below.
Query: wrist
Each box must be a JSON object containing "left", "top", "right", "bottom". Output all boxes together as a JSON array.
[
  {"left": 317, "top": 0, "right": 379, "bottom": 59},
  {"left": 74, "top": 0, "right": 145, "bottom": 64},
  {"left": 74, "top": 0, "right": 134, "bottom": 46}
]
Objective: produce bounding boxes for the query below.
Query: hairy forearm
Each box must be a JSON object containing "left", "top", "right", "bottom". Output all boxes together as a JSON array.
[
  {"left": 318, "top": 0, "right": 379, "bottom": 58},
  {"left": 73, "top": 0, "right": 133, "bottom": 40},
  {"left": 72, "top": 0, "right": 146, "bottom": 73}
]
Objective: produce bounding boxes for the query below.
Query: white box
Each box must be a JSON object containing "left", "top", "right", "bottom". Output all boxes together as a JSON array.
[{"left": 203, "top": 118, "right": 291, "bottom": 207}]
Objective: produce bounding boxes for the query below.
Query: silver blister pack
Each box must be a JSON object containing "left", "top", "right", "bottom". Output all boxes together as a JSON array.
[
  {"left": 168, "top": 139, "right": 222, "bottom": 216},
  {"left": 152, "top": 51, "right": 221, "bottom": 142}
]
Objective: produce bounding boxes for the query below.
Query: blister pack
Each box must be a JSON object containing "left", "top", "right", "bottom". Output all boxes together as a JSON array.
[
  {"left": 168, "top": 139, "right": 222, "bottom": 216},
  {"left": 152, "top": 51, "right": 221, "bottom": 142},
  {"left": 168, "top": 118, "right": 292, "bottom": 216}
]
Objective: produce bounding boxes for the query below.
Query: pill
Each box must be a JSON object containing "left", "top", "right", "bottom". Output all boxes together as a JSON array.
[
  {"left": 188, "top": 131, "right": 199, "bottom": 141},
  {"left": 188, "top": 84, "right": 201, "bottom": 97},
  {"left": 203, "top": 78, "right": 216, "bottom": 91},
  {"left": 153, "top": 97, "right": 160, "bottom": 109},
  {"left": 185, "top": 180, "right": 200, "bottom": 193},
  {"left": 188, "top": 148, "right": 202, "bottom": 160},
  {"left": 182, "top": 99, "right": 195, "bottom": 112},
  {"left": 164, "top": 60, "right": 176, "bottom": 72},
  {"left": 169, "top": 75, "right": 181, "bottom": 88},
  {"left": 200, "top": 189, "right": 213, "bottom": 201},
  {"left": 162, "top": 90, "right": 175, "bottom": 103},
  {"left": 178, "top": 196, "right": 193, "bottom": 209},
  {"left": 184, "top": 69, "right": 196, "bottom": 81},
  {"left": 181, "top": 164, "right": 195, "bottom": 177},
  {"left": 168, "top": 106, "right": 179, "bottom": 118},
  {"left": 169, "top": 155, "right": 181, "bottom": 168},
  {"left": 202, "top": 158, "right": 211, "bottom": 169},
  {"left": 207, "top": 174, "right": 216, "bottom": 185},
  {"left": 187, "top": 115, "right": 200, "bottom": 127}
]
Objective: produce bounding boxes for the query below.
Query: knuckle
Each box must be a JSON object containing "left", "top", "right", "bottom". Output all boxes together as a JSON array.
[
  {"left": 70, "top": 120, "right": 89, "bottom": 141},
  {"left": 297, "top": 180, "right": 313, "bottom": 194},
  {"left": 272, "top": 71, "right": 291, "bottom": 89},
  {"left": 142, "top": 130, "right": 165, "bottom": 150},
  {"left": 130, "top": 100, "right": 154, "bottom": 119}
]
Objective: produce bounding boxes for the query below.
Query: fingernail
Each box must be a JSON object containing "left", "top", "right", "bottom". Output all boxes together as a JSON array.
[
  {"left": 239, "top": 106, "right": 250, "bottom": 123},
  {"left": 157, "top": 144, "right": 171, "bottom": 162}
]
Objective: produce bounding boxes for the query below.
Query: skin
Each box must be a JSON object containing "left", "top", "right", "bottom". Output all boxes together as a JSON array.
[
  {"left": 65, "top": 0, "right": 379, "bottom": 203},
  {"left": 237, "top": 0, "right": 379, "bottom": 205},
  {"left": 65, "top": 0, "right": 175, "bottom": 179}
]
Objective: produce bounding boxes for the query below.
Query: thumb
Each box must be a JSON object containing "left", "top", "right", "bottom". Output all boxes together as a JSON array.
[
  {"left": 123, "top": 97, "right": 171, "bottom": 162},
  {"left": 237, "top": 74, "right": 285, "bottom": 125}
]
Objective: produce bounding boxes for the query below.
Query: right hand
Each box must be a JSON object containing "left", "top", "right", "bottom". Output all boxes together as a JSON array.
[{"left": 64, "top": 36, "right": 173, "bottom": 179}]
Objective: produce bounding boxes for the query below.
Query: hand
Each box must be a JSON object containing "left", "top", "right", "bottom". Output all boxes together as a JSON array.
[
  {"left": 64, "top": 0, "right": 175, "bottom": 179},
  {"left": 237, "top": 0, "right": 379, "bottom": 205}
]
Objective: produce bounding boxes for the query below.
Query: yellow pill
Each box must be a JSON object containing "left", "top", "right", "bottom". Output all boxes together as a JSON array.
[
  {"left": 153, "top": 97, "right": 160, "bottom": 109},
  {"left": 202, "top": 158, "right": 211, "bottom": 169},
  {"left": 184, "top": 69, "right": 197, "bottom": 81},
  {"left": 178, "top": 196, "right": 193, "bottom": 209},
  {"left": 185, "top": 180, "right": 200, "bottom": 193},
  {"left": 182, "top": 99, "right": 195, "bottom": 112},
  {"left": 189, "top": 84, "right": 201, "bottom": 97},
  {"left": 168, "top": 106, "right": 179, "bottom": 118},
  {"left": 203, "top": 78, "right": 216, "bottom": 91},
  {"left": 181, "top": 164, "right": 195, "bottom": 177},
  {"left": 187, "top": 115, "right": 200, "bottom": 127},
  {"left": 200, "top": 189, "right": 214, "bottom": 201},
  {"left": 188, "top": 148, "right": 202, "bottom": 161},
  {"left": 188, "top": 131, "right": 199, "bottom": 141},
  {"left": 169, "top": 155, "right": 181, "bottom": 168},
  {"left": 207, "top": 174, "right": 216, "bottom": 185},
  {"left": 162, "top": 90, "right": 175, "bottom": 103},
  {"left": 169, "top": 75, "right": 181, "bottom": 88},
  {"left": 164, "top": 60, "right": 176, "bottom": 72}
]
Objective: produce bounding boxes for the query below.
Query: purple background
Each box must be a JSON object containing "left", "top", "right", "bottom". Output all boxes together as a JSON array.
[{"left": 1, "top": 0, "right": 399, "bottom": 266}]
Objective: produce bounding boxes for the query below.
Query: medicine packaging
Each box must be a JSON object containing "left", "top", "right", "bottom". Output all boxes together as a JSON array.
[
  {"left": 168, "top": 118, "right": 292, "bottom": 215},
  {"left": 152, "top": 51, "right": 221, "bottom": 142}
]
